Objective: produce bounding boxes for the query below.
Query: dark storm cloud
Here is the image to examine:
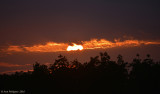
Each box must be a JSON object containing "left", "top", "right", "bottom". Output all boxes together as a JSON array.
[{"left": 0, "top": 0, "right": 160, "bottom": 45}]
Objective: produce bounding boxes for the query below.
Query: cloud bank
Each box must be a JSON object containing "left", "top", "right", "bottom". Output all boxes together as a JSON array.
[{"left": 1, "top": 39, "right": 160, "bottom": 53}]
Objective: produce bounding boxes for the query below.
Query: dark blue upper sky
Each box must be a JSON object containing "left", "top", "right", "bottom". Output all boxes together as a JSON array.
[{"left": 0, "top": 0, "right": 160, "bottom": 45}]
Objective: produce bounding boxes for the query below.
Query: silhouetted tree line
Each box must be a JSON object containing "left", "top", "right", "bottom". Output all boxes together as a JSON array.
[{"left": 0, "top": 52, "right": 160, "bottom": 94}]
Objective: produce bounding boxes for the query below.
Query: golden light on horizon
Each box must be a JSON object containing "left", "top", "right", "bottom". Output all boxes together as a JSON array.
[
  {"left": 2, "top": 38, "right": 160, "bottom": 53},
  {"left": 67, "top": 44, "right": 83, "bottom": 51}
]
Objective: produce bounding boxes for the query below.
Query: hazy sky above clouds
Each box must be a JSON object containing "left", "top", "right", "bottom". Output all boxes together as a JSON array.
[{"left": 0, "top": 0, "right": 160, "bottom": 45}]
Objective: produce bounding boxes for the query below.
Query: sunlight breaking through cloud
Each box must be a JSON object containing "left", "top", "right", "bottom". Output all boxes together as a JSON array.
[
  {"left": 1, "top": 39, "right": 160, "bottom": 53},
  {"left": 67, "top": 44, "right": 83, "bottom": 51}
]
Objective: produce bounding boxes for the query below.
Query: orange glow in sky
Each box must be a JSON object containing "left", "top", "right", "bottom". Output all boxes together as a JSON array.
[
  {"left": 67, "top": 44, "right": 83, "bottom": 51},
  {"left": 1, "top": 38, "right": 160, "bottom": 53}
]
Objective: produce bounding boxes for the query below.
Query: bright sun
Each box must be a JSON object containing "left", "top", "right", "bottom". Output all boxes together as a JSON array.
[{"left": 67, "top": 44, "right": 83, "bottom": 51}]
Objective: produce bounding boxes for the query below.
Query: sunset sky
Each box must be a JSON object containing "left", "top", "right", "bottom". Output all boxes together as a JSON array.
[{"left": 0, "top": 0, "right": 160, "bottom": 74}]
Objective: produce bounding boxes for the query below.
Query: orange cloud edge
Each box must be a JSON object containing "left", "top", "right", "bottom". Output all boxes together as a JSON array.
[{"left": 1, "top": 38, "right": 160, "bottom": 53}]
